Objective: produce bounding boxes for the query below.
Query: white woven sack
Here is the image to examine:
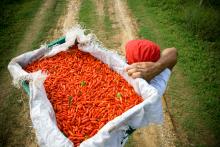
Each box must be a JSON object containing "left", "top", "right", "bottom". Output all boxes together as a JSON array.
[{"left": 8, "top": 26, "right": 164, "bottom": 147}]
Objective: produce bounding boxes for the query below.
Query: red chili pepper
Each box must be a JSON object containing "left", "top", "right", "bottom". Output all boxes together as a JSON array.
[{"left": 25, "top": 46, "right": 143, "bottom": 145}]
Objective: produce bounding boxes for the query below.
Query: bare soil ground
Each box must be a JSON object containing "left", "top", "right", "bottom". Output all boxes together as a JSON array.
[
  {"left": 113, "top": 0, "right": 138, "bottom": 54},
  {"left": 49, "top": 0, "right": 81, "bottom": 40}
]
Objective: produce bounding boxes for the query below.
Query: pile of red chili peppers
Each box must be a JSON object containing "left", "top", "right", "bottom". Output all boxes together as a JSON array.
[{"left": 25, "top": 46, "right": 143, "bottom": 146}]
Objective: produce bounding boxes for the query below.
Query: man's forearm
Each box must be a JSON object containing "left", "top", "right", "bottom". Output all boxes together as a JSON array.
[{"left": 125, "top": 47, "right": 177, "bottom": 81}]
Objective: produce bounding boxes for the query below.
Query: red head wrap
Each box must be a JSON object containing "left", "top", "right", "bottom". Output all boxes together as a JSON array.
[{"left": 125, "top": 40, "right": 160, "bottom": 64}]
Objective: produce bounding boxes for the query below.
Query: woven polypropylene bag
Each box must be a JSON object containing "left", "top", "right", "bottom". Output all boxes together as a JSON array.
[{"left": 8, "top": 26, "right": 163, "bottom": 147}]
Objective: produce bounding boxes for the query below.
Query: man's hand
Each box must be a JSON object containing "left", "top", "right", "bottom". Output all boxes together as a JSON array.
[
  {"left": 125, "top": 62, "right": 162, "bottom": 81},
  {"left": 125, "top": 47, "right": 177, "bottom": 81}
]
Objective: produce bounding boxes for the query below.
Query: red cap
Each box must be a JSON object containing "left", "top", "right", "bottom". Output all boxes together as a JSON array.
[{"left": 125, "top": 40, "right": 160, "bottom": 64}]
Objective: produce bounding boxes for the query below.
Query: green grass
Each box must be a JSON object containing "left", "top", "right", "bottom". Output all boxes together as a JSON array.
[
  {"left": 79, "top": 0, "right": 116, "bottom": 49},
  {"left": 79, "top": 0, "right": 97, "bottom": 31},
  {"left": 127, "top": 0, "right": 219, "bottom": 146},
  {"left": 0, "top": 0, "right": 43, "bottom": 72}
]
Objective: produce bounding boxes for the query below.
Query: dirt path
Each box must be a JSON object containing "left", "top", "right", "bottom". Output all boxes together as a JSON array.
[
  {"left": 50, "top": 0, "right": 81, "bottom": 40},
  {"left": 113, "top": 0, "right": 138, "bottom": 54},
  {"left": 94, "top": 0, "right": 104, "bottom": 20},
  {"left": 93, "top": 0, "right": 107, "bottom": 45}
]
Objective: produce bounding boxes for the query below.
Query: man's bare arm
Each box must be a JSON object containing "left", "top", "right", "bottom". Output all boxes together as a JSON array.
[
  {"left": 125, "top": 47, "right": 178, "bottom": 81},
  {"left": 157, "top": 47, "right": 177, "bottom": 70}
]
